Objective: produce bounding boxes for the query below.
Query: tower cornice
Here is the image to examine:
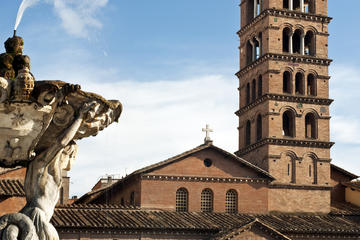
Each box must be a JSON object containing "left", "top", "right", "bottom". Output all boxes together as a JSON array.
[
  {"left": 235, "top": 138, "right": 334, "bottom": 157},
  {"left": 237, "top": 9, "right": 332, "bottom": 38},
  {"left": 235, "top": 94, "right": 333, "bottom": 116},
  {"left": 236, "top": 53, "right": 332, "bottom": 78}
]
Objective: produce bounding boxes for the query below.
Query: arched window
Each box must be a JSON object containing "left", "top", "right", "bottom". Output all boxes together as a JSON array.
[
  {"left": 283, "top": 0, "right": 289, "bottom": 9},
  {"left": 176, "top": 188, "right": 188, "bottom": 212},
  {"left": 225, "top": 190, "right": 238, "bottom": 214},
  {"left": 256, "top": 114, "right": 262, "bottom": 141},
  {"left": 121, "top": 198, "right": 124, "bottom": 205},
  {"left": 293, "top": 29, "right": 303, "bottom": 54},
  {"left": 283, "top": 71, "right": 292, "bottom": 94},
  {"left": 307, "top": 74, "right": 316, "bottom": 96},
  {"left": 245, "top": 120, "right": 251, "bottom": 146},
  {"left": 246, "top": 40, "right": 253, "bottom": 65},
  {"left": 295, "top": 72, "right": 305, "bottom": 95},
  {"left": 293, "top": 0, "right": 301, "bottom": 11},
  {"left": 258, "top": 75, "right": 262, "bottom": 98},
  {"left": 252, "top": 79, "right": 256, "bottom": 102},
  {"left": 201, "top": 189, "right": 213, "bottom": 212},
  {"left": 246, "top": 83, "right": 250, "bottom": 105},
  {"left": 247, "top": 0, "right": 255, "bottom": 23},
  {"left": 304, "top": 0, "right": 315, "bottom": 13},
  {"left": 305, "top": 113, "right": 317, "bottom": 139},
  {"left": 130, "top": 191, "right": 135, "bottom": 205},
  {"left": 283, "top": 110, "right": 295, "bottom": 137},
  {"left": 283, "top": 27, "right": 292, "bottom": 53},
  {"left": 305, "top": 31, "right": 315, "bottom": 56}
]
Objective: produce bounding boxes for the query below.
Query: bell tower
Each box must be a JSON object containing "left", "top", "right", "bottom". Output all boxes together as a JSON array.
[{"left": 235, "top": 0, "right": 333, "bottom": 212}]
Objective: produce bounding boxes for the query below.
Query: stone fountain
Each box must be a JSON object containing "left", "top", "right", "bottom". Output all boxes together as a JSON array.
[{"left": 0, "top": 32, "right": 122, "bottom": 240}]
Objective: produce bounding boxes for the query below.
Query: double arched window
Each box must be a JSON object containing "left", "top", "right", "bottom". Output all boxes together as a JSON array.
[
  {"left": 283, "top": 71, "right": 317, "bottom": 97},
  {"left": 246, "top": 33, "right": 262, "bottom": 65},
  {"left": 201, "top": 189, "right": 214, "bottom": 212},
  {"left": 176, "top": 188, "right": 188, "bottom": 212}
]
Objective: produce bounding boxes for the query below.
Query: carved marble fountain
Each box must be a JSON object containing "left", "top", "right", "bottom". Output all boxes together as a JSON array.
[{"left": 0, "top": 32, "right": 122, "bottom": 240}]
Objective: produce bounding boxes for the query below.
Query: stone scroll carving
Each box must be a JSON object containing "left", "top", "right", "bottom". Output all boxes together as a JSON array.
[{"left": 0, "top": 35, "right": 122, "bottom": 240}]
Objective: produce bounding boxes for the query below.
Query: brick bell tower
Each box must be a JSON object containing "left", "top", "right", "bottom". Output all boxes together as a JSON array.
[{"left": 235, "top": 0, "right": 333, "bottom": 212}]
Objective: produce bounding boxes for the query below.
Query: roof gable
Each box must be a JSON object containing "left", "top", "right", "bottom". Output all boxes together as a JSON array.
[{"left": 132, "top": 143, "right": 273, "bottom": 180}]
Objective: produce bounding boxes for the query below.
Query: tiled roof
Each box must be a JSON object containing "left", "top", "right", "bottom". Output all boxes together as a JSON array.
[
  {"left": 51, "top": 205, "right": 360, "bottom": 237},
  {"left": 331, "top": 202, "right": 360, "bottom": 216},
  {"left": 331, "top": 164, "right": 359, "bottom": 179},
  {"left": 342, "top": 181, "right": 360, "bottom": 191},
  {"left": 0, "top": 179, "right": 25, "bottom": 196}
]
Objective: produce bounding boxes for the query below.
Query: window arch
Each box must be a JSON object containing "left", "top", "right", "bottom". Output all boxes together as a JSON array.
[
  {"left": 295, "top": 72, "right": 305, "bottom": 95},
  {"left": 283, "top": 71, "right": 292, "bottom": 94},
  {"left": 246, "top": 83, "right": 250, "bottom": 105},
  {"left": 245, "top": 120, "right": 251, "bottom": 146},
  {"left": 283, "top": 110, "right": 295, "bottom": 137},
  {"left": 293, "top": 29, "right": 303, "bottom": 54},
  {"left": 176, "top": 188, "right": 188, "bottom": 212},
  {"left": 258, "top": 75, "right": 262, "bottom": 98},
  {"left": 252, "top": 79, "right": 256, "bottom": 102},
  {"left": 307, "top": 74, "right": 316, "bottom": 96},
  {"left": 201, "top": 189, "right": 213, "bottom": 212},
  {"left": 225, "top": 190, "right": 238, "bottom": 214},
  {"left": 304, "top": 0, "right": 315, "bottom": 13},
  {"left": 305, "top": 31, "right": 316, "bottom": 56},
  {"left": 256, "top": 114, "right": 262, "bottom": 141},
  {"left": 305, "top": 113, "right": 317, "bottom": 139},
  {"left": 283, "top": 27, "right": 292, "bottom": 53},
  {"left": 130, "top": 191, "right": 135, "bottom": 205}
]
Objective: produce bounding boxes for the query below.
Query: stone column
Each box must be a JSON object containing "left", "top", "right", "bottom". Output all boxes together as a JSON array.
[
  {"left": 300, "top": 0, "right": 304, "bottom": 12},
  {"left": 254, "top": 0, "right": 257, "bottom": 18},
  {"left": 289, "top": 33, "right": 293, "bottom": 54},
  {"left": 289, "top": 0, "right": 293, "bottom": 10},
  {"left": 300, "top": 33, "right": 305, "bottom": 55}
]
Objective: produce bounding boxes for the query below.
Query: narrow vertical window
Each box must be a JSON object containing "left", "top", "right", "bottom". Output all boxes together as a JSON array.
[
  {"left": 305, "top": 113, "right": 317, "bottom": 139},
  {"left": 307, "top": 74, "right": 316, "bottom": 96},
  {"left": 293, "top": 0, "right": 301, "bottom": 11},
  {"left": 305, "top": 31, "right": 315, "bottom": 56},
  {"left": 283, "top": 71, "right": 292, "bottom": 94},
  {"left": 252, "top": 79, "right": 256, "bottom": 102},
  {"left": 245, "top": 120, "right": 251, "bottom": 146},
  {"left": 246, "top": 41, "right": 253, "bottom": 65},
  {"left": 130, "top": 191, "right": 135, "bottom": 205},
  {"left": 258, "top": 75, "right": 262, "bottom": 98},
  {"left": 225, "top": 190, "right": 238, "bottom": 214},
  {"left": 288, "top": 163, "right": 290, "bottom": 176},
  {"left": 201, "top": 189, "right": 213, "bottom": 213},
  {"left": 121, "top": 198, "right": 124, "bottom": 205},
  {"left": 295, "top": 72, "right": 305, "bottom": 95},
  {"left": 246, "top": 83, "right": 250, "bottom": 105},
  {"left": 293, "top": 29, "right": 302, "bottom": 54},
  {"left": 283, "top": 28, "right": 291, "bottom": 53},
  {"left": 283, "top": 0, "right": 289, "bottom": 9},
  {"left": 256, "top": 114, "right": 262, "bottom": 141},
  {"left": 176, "top": 188, "right": 188, "bottom": 212},
  {"left": 283, "top": 110, "right": 295, "bottom": 137},
  {"left": 309, "top": 165, "right": 312, "bottom": 177}
]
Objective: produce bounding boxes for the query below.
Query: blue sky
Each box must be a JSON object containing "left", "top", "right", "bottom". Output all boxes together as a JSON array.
[{"left": 0, "top": 1, "right": 359, "bottom": 196}]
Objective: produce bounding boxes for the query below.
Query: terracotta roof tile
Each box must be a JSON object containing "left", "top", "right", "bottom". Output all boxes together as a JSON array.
[
  {"left": 331, "top": 202, "right": 360, "bottom": 215},
  {"left": 51, "top": 205, "right": 360, "bottom": 236},
  {"left": 331, "top": 164, "right": 359, "bottom": 179},
  {"left": 0, "top": 179, "right": 25, "bottom": 196}
]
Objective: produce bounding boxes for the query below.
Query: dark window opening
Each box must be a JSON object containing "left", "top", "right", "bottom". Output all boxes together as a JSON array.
[
  {"left": 258, "top": 75, "right": 262, "bottom": 98},
  {"left": 256, "top": 114, "right": 262, "bottom": 141},
  {"left": 253, "top": 37, "right": 260, "bottom": 60},
  {"left": 304, "top": 0, "right": 315, "bottom": 13},
  {"left": 295, "top": 72, "right": 305, "bottom": 95},
  {"left": 309, "top": 165, "right": 312, "bottom": 177},
  {"left": 245, "top": 120, "right": 251, "bottom": 146},
  {"left": 288, "top": 163, "right": 290, "bottom": 176},
  {"left": 293, "top": 0, "right": 301, "bottom": 11},
  {"left": 283, "top": 110, "right": 295, "bottom": 137},
  {"left": 283, "top": 71, "right": 292, "bottom": 94},
  {"left": 204, "top": 159, "right": 212, "bottom": 167},
  {"left": 283, "top": 0, "right": 289, "bottom": 9},
  {"left": 293, "top": 29, "right": 302, "bottom": 54},
  {"left": 130, "top": 191, "right": 135, "bottom": 205},
  {"left": 121, "top": 198, "right": 124, "bottom": 205},
  {"left": 246, "top": 41, "right": 253, "bottom": 65},
  {"left": 252, "top": 79, "right": 256, "bottom": 102},
  {"left": 246, "top": 83, "right": 250, "bottom": 105},
  {"left": 305, "top": 31, "right": 315, "bottom": 56},
  {"left": 307, "top": 74, "right": 316, "bottom": 96},
  {"left": 283, "top": 28, "right": 291, "bottom": 53},
  {"left": 305, "top": 113, "right": 317, "bottom": 139},
  {"left": 247, "top": 0, "right": 255, "bottom": 23}
]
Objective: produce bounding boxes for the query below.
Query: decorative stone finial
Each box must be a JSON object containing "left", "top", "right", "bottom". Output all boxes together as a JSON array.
[
  {"left": 13, "top": 67, "right": 34, "bottom": 101},
  {"left": 202, "top": 124, "right": 213, "bottom": 144}
]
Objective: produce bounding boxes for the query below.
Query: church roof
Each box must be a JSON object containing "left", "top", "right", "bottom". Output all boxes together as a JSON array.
[
  {"left": 342, "top": 181, "right": 360, "bottom": 191},
  {"left": 0, "top": 179, "right": 25, "bottom": 196},
  {"left": 52, "top": 204, "right": 360, "bottom": 237},
  {"left": 130, "top": 142, "right": 273, "bottom": 179},
  {"left": 331, "top": 164, "right": 359, "bottom": 180}
]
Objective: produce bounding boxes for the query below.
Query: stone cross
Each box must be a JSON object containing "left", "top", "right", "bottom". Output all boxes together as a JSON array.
[{"left": 202, "top": 124, "right": 213, "bottom": 143}]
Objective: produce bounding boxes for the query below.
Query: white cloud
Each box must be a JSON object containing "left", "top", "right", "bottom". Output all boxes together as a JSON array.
[
  {"left": 52, "top": 0, "right": 108, "bottom": 38},
  {"left": 65, "top": 71, "right": 238, "bottom": 196}
]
